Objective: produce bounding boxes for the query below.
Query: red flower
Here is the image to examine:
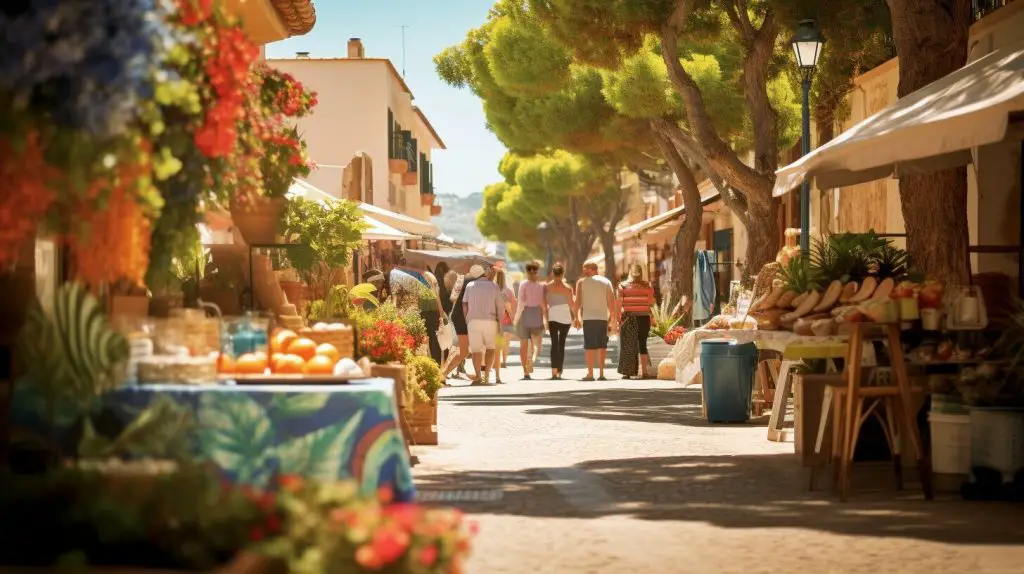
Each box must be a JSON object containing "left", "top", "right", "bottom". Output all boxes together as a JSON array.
[
  {"left": 377, "top": 485, "right": 394, "bottom": 505},
  {"left": 370, "top": 524, "right": 410, "bottom": 564},
  {"left": 265, "top": 514, "right": 281, "bottom": 533},
  {"left": 418, "top": 544, "right": 439, "bottom": 567},
  {"left": 278, "top": 474, "right": 305, "bottom": 493},
  {"left": 355, "top": 545, "right": 384, "bottom": 570},
  {"left": 383, "top": 504, "right": 423, "bottom": 530},
  {"left": 361, "top": 321, "right": 415, "bottom": 363},
  {"left": 249, "top": 527, "right": 265, "bottom": 542}
]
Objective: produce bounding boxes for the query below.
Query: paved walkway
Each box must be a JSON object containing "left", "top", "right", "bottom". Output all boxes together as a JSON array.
[{"left": 415, "top": 333, "right": 1024, "bottom": 573}]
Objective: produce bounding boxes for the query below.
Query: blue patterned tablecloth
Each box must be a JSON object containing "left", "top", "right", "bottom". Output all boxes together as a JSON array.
[{"left": 10, "top": 379, "right": 414, "bottom": 502}]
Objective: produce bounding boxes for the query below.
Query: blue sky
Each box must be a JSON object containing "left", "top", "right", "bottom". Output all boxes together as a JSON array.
[{"left": 265, "top": 0, "right": 505, "bottom": 198}]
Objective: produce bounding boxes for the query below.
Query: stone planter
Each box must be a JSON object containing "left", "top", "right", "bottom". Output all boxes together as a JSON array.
[{"left": 229, "top": 197, "right": 286, "bottom": 246}]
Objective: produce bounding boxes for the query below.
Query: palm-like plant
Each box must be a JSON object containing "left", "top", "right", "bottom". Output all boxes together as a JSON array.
[
  {"left": 777, "top": 255, "right": 818, "bottom": 293},
  {"left": 810, "top": 233, "right": 875, "bottom": 283},
  {"left": 650, "top": 298, "right": 683, "bottom": 339},
  {"left": 872, "top": 244, "right": 913, "bottom": 281}
]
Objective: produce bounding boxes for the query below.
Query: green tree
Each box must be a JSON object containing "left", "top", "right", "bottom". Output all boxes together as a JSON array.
[
  {"left": 476, "top": 150, "right": 624, "bottom": 274},
  {"left": 437, "top": 2, "right": 704, "bottom": 295}
]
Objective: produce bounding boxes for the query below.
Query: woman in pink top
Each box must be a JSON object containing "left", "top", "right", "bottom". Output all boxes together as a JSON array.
[{"left": 514, "top": 261, "right": 547, "bottom": 379}]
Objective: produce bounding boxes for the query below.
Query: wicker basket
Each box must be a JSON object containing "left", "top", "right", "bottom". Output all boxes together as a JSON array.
[
  {"left": 406, "top": 399, "right": 438, "bottom": 445},
  {"left": 297, "top": 327, "right": 355, "bottom": 359}
]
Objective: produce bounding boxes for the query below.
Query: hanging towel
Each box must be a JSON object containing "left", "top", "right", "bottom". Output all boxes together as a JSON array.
[{"left": 692, "top": 250, "right": 718, "bottom": 321}]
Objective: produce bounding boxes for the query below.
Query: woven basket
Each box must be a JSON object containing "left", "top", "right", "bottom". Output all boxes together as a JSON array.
[
  {"left": 297, "top": 327, "right": 355, "bottom": 359},
  {"left": 406, "top": 399, "right": 438, "bottom": 445}
]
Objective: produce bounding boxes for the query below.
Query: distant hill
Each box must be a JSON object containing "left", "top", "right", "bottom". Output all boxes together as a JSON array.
[{"left": 433, "top": 192, "right": 486, "bottom": 245}]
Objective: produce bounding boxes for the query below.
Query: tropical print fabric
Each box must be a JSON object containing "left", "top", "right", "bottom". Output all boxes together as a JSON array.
[{"left": 10, "top": 379, "right": 414, "bottom": 502}]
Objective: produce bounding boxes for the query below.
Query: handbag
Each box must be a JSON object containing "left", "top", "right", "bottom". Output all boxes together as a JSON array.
[{"left": 436, "top": 313, "right": 455, "bottom": 353}]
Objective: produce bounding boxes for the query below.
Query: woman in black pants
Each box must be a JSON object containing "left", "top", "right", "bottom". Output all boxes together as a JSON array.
[
  {"left": 617, "top": 263, "right": 656, "bottom": 379},
  {"left": 543, "top": 263, "right": 576, "bottom": 380}
]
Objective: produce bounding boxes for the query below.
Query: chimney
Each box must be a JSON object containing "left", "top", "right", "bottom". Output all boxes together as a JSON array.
[
  {"left": 295, "top": 51, "right": 310, "bottom": 59},
  {"left": 347, "top": 38, "right": 365, "bottom": 59}
]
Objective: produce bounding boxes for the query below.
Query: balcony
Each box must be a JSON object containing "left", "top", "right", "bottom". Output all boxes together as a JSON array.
[{"left": 974, "top": 0, "right": 1016, "bottom": 21}]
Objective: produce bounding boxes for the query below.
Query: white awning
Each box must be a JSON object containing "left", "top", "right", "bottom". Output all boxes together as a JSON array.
[
  {"left": 615, "top": 188, "right": 720, "bottom": 242},
  {"left": 286, "top": 178, "right": 337, "bottom": 204},
  {"left": 774, "top": 38, "right": 1024, "bottom": 197},
  {"left": 362, "top": 217, "right": 416, "bottom": 241},
  {"left": 358, "top": 202, "right": 442, "bottom": 238}
]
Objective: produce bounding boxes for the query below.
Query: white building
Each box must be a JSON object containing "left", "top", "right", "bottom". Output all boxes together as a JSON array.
[{"left": 267, "top": 39, "right": 446, "bottom": 221}]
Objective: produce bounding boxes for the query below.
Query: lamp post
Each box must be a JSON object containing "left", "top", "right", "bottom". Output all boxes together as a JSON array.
[
  {"left": 536, "top": 221, "right": 553, "bottom": 275},
  {"left": 789, "top": 19, "right": 825, "bottom": 255}
]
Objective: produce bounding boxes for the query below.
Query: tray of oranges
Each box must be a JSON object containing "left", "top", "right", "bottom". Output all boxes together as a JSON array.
[{"left": 217, "top": 329, "right": 367, "bottom": 384}]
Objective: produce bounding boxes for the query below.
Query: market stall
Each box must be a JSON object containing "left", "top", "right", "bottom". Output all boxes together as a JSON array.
[{"left": 401, "top": 248, "right": 500, "bottom": 273}]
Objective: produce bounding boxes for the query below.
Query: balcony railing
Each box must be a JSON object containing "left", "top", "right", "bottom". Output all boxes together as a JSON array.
[{"left": 973, "top": 0, "right": 1014, "bottom": 21}]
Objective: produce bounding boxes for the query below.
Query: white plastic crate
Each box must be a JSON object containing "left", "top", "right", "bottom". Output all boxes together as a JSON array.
[{"left": 969, "top": 408, "right": 1024, "bottom": 482}]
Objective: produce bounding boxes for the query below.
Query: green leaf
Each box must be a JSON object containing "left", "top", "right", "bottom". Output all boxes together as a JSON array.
[
  {"left": 267, "top": 393, "right": 330, "bottom": 418},
  {"left": 196, "top": 393, "right": 275, "bottom": 484},
  {"left": 358, "top": 428, "right": 412, "bottom": 496},
  {"left": 275, "top": 411, "right": 364, "bottom": 482},
  {"left": 77, "top": 418, "right": 112, "bottom": 459}
]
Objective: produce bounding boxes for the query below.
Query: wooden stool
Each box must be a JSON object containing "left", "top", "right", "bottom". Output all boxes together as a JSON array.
[
  {"left": 810, "top": 323, "right": 933, "bottom": 501},
  {"left": 767, "top": 341, "right": 846, "bottom": 442},
  {"left": 753, "top": 358, "right": 781, "bottom": 417}
]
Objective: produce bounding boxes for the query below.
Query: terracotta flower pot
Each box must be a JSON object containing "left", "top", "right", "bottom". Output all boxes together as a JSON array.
[
  {"left": 420, "top": 193, "right": 435, "bottom": 206},
  {"left": 388, "top": 158, "right": 409, "bottom": 175},
  {"left": 430, "top": 205, "right": 442, "bottom": 216},
  {"left": 110, "top": 295, "right": 150, "bottom": 319},
  {"left": 229, "top": 197, "right": 287, "bottom": 246},
  {"left": 279, "top": 280, "right": 305, "bottom": 308}
]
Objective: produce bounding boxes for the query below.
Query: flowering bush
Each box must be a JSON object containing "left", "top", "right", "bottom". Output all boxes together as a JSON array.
[
  {"left": 663, "top": 326, "right": 686, "bottom": 345},
  {"left": 405, "top": 355, "right": 445, "bottom": 405},
  {"left": 361, "top": 320, "right": 416, "bottom": 364},
  {"left": 257, "top": 475, "right": 474, "bottom": 574}
]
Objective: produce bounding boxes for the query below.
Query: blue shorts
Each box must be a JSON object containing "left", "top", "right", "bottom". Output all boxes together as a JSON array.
[{"left": 583, "top": 320, "right": 609, "bottom": 350}]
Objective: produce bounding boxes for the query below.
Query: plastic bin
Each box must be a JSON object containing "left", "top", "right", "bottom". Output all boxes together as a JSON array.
[
  {"left": 699, "top": 339, "right": 758, "bottom": 423},
  {"left": 929, "top": 412, "right": 971, "bottom": 475},
  {"left": 968, "top": 408, "right": 1024, "bottom": 482}
]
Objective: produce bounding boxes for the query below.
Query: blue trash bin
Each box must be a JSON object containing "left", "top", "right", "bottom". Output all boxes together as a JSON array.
[{"left": 699, "top": 339, "right": 758, "bottom": 423}]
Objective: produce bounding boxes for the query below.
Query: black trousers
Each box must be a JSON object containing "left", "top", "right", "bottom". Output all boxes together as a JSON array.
[
  {"left": 422, "top": 309, "right": 442, "bottom": 364},
  {"left": 548, "top": 321, "right": 571, "bottom": 371}
]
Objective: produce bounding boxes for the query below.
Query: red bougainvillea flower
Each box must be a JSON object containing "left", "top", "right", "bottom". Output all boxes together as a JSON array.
[
  {"left": 177, "top": 0, "right": 214, "bottom": 25},
  {"left": 382, "top": 503, "right": 423, "bottom": 530},
  {"left": 370, "top": 523, "right": 411, "bottom": 564},
  {"left": 418, "top": 544, "right": 439, "bottom": 567}
]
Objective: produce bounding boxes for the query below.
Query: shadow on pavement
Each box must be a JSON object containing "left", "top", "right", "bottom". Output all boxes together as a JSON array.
[
  {"left": 443, "top": 387, "right": 766, "bottom": 428},
  {"left": 415, "top": 453, "right": 1024, "bottom": 545}
]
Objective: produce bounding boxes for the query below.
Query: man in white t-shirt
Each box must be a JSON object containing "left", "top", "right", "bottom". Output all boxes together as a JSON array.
[{"left": 575, "top": 262, "right": 617, "bottom": 381}]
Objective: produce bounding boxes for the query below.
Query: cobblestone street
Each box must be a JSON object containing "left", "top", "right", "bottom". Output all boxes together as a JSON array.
[{"left": 414, "top": 334, "right": 1024, "bottom": 573}]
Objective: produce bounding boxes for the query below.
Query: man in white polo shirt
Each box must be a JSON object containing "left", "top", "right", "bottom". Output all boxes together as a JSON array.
[{"left": 462, "top": 265, "right": 504, "bottom": 385}]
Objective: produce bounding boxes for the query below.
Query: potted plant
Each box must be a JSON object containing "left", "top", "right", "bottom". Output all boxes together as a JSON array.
[
  {"left": 647, "top": 298, "right": 683, "bottom": 368},
  {"left": 403, "top": 356, "right": 444, "bottom": 445},
  {"left": 279, "top": 198, "right": 367, "bottom": 303},
  {"left": 229, "top": 66, "right": 317, "bottom": 246}
]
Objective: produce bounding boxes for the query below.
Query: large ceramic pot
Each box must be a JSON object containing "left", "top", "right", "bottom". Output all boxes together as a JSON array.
[
  {"left": 229, "top": 197, "right": 286, "bottom": 246},
  {"left": 646, "top": 337, "right": 674, "bottom": 368}
]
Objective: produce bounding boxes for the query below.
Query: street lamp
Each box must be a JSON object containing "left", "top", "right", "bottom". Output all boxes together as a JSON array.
[
  {"left": 789, "top": 19, "right": 824, "bottom": 255},
  {"left": 536, "top": 221, "right": 553, "bottom": 275}
]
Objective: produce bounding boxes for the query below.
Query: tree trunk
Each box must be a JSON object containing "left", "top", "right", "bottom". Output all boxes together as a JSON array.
[
  {"left": 653, "top": 125, "right": 704, "bottom": 315},
  {"left": 886, "top": 0, "right": 972, "bottom": 284},
  {"left": 599, "top": 230, "right": 618, "bottom": 282},
  {"left": 742, "top": 199, "right": 779, "bottom": 285}
]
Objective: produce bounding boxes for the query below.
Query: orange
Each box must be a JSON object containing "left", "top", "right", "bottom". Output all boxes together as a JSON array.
[
  {"left": 217, "top": 353, "right": 235, "bottom": 374},
  {"left": 275, "top": 354, "right": 306, "bottom": 374},
  {"left": 315, "top": 343, "right": 340, "bottom": 364},
  {"left": 303, "top": 354, "right": 336, "bottom": 375},
  {"left": 235, "top": 352, "right": 268, "bottom": 375},
  {"left": 272, "top": 329, "right": 298, "bottom": 354},
  {"left": 285, "top": 337, "right": 318, "bottom": 361},
  {"left": 270, "top": 352, "right": 285, "bottom": 372}
]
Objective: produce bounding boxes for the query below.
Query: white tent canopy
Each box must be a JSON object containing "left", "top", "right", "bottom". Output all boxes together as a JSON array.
[
  {"left": 774, "top": 38, "right": 1024, "bottom": 197},
  {"left": 615, "top": 188, "right": 721, "bottom": 242}
]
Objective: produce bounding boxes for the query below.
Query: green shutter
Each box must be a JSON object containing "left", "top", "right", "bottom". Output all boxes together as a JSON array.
[{"left": 387, "top": 109, "right": 394, "bottom": 159}]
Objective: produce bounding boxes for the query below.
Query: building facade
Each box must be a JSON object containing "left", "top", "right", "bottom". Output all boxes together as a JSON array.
[{"left": 267, "top": 39, "right": 445, "bottom": 220}]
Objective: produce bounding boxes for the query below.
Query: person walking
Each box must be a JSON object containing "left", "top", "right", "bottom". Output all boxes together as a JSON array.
[
  {"left": 420, "top": 270, "right": 446, "bottom": 365},
  {"left": 514, "top": 261, "right": 546, "bottom": 380},
  {"left": 492, "top": 268, "right": 516, "bottom": 382},
  {"left": 616, "top": 263, "right": 656, "bottom": 379},
  {"left": 575, "top": 262, "right": 617, "bottom": 381},
  {"left": 463, "top": 265, "right": 504, "bottom": 385},
  {"left": 543, "top": 262, "right": 576, "bottom": 380},
  {"left": 444, "top": 267, "right": 483, "bottom": 380}
]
